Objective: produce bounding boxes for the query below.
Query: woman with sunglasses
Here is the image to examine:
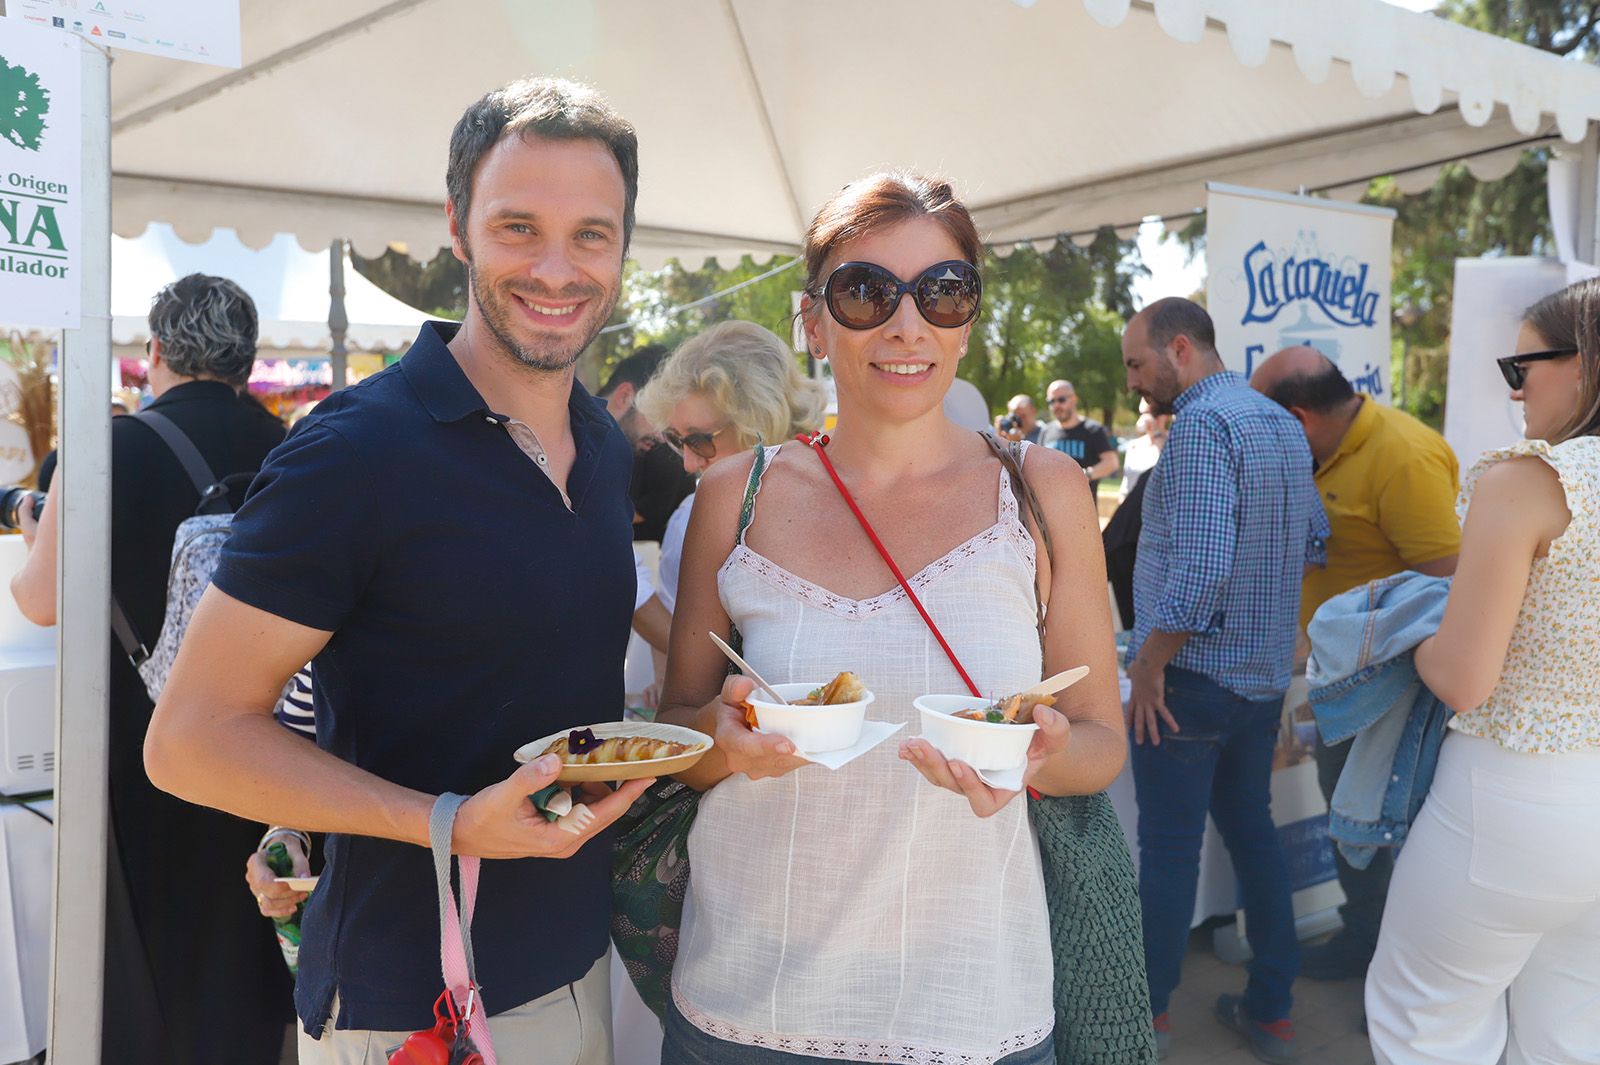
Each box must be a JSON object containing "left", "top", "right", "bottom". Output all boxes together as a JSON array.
[
  {"left": 1365, "top": 279, "right": 1600, "bottom": 1064},
  {"left": 636, "top": 320, "right": 828, "bottom": 620},
  {"left": 655, "top": 173, "right": 1130, "bottom": 1065}
]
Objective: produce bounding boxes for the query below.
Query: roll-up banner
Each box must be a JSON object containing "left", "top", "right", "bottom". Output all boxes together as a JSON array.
[
  {"left": 1206, "top": 183, "right": 1396, "bottom": 402},
  {"left": 0, "top": 18, "right": 81, "bottom": 329}
]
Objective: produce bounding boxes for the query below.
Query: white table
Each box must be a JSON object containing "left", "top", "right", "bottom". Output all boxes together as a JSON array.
[{"left": 0, "top": 799, "right": 52, "bottom": 1064}]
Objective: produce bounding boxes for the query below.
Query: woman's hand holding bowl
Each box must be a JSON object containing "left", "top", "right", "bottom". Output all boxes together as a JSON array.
[
  {"left": 899, "top": 704, "right": 1072, "bottom": 817},
  {"left": 712, "top": 674, "right": 810, "bottom": 781}
]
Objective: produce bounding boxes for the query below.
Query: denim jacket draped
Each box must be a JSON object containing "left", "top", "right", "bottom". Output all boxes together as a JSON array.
[{"left": 1305, "top": 572, "right": 1453, "bottom": 869}]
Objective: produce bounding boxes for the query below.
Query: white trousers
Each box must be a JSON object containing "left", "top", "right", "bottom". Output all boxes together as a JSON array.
[
  {"left": 1366, "top": 732, "right": 1600, "bottom": 1065},
  {"left": 299, "top": 952, "right": 613, "bottom": 1065}
]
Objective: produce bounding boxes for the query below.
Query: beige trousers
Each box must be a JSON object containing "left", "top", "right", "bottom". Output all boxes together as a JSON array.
[{"left": 298, "top": 953, "right": 613, "bottom": 1065}]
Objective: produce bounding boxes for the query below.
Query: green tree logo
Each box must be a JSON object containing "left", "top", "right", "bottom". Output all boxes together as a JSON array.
[{"left": 0, "top": 54, "right": 52, "bottom": 153}]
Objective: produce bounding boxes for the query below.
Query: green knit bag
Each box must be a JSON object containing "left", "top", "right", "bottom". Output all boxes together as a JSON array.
[{"left": 1031, "top": 792, "right": 1157, "bottom": 1065}]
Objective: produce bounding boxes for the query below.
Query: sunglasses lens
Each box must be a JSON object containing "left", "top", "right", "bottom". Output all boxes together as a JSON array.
[
  {"left": 826, "top": 264, "right": 900, "bottom": 329},
  {"left": 915, "top": 262, "right": 981, "bottom": 328},
  {"left": 1499, "top": 363, "right": 1522, "bottom": 390},
  {"left": 688, "top": 434, "right": 718, "bottom": 460}
]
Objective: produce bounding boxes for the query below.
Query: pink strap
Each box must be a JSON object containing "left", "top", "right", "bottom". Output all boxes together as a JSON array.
[{"left": 439, "top": 857, "right": 496, "bottom": 1064}]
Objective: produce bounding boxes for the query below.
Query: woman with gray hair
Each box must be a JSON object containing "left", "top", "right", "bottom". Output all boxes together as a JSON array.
[
  {"left": 12, "top": 272, "right": 292, "bottom": 1064},
  {"left": 636, "top": 320, "right": 828, "bottom": 615}
]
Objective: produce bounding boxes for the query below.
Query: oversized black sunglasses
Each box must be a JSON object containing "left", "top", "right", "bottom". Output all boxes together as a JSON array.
[
  {"left": 817, "top": 259, "right": 982, "bottom": 331},
  {"left": 661, "top": 425, "right": 730, "bottom": 460},
  {"left": 1496, "top": 348, "right": 1577, "bottom": 390}
]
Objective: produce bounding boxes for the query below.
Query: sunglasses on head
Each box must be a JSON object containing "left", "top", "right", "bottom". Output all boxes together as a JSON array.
[
  {"left": 1496, "top": 348, "right": 1577, "bottom": 390},
  {"left": 816, "top": 259, "right": 982, "bottom": 331},
  {"left": 662, "top": 425, "right": 729, "bottom": 460}
]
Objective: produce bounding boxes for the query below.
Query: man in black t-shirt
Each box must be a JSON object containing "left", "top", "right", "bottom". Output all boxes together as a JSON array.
[
  {"left": 598, "top": 344, "right": 695, "bottom": 541},
  {"left": 1039, "top": 378, "right": 1119, "bottom": 497}
]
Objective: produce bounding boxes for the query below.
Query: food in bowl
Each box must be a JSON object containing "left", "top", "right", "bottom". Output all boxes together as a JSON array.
[
  {"left": 544, "top": 728, "right": 696, "bottom": 765},
  {"left": 741, "top": 671, "right": 867, "bottom": 726},
  {"left": 743, "top": 674, "right": 875, "bottom": 754},
  {"left": 951, "top": 690, "right": 1056, "bottom": 724},
  {"left": 914, "top": 694, "right": 1041, "bottom": 771}
]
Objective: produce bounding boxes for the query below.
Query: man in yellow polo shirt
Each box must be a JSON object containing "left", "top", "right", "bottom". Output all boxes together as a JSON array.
[{"left": 1252, "top": 346, "right": 1460, "bottom": 982}]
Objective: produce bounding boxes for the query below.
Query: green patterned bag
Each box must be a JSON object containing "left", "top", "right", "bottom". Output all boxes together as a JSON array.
[{"left": 611, "top": 779, "right": 698, "bottom": 1018}]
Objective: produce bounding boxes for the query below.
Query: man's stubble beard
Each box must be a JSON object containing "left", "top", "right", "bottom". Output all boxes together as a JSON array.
[{"left": 466, "top": 256, "right": 621, "bottom": 374}]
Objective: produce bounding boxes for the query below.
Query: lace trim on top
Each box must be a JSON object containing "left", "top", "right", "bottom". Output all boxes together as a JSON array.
[
  {"left": 673, "top": 986, "right": 1053, "bottom": 1065},
  {"left": 721, "top": 445, "right": 1037, "bottom": 621}
]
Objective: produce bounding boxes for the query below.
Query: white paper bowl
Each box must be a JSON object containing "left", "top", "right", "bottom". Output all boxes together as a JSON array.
[
  {"left": 914, "top": 694, "right": 1039, "bottom": 771},
  {"left": 748, "top": 682, "right": 873, "bottom": 754}
]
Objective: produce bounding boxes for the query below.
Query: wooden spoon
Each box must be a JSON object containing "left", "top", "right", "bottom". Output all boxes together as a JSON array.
[
  {"left": 708, "top": 632, "right": 789, "bottom": 705},
  {"left": 1027, "top": 666, "right": 1090, "bottom": 698}
]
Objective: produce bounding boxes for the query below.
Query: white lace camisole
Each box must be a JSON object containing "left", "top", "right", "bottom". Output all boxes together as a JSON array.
[{"left": 672, "top": 445, "right": 1055, "bottom": 1064}]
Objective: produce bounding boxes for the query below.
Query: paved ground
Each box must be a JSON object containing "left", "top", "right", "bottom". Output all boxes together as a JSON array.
[{"left": 1165, "top": 929, "right": 1374, "bottom": 1065}]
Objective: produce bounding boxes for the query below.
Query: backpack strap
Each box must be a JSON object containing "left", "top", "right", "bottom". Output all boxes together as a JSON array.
[
  {"left": 110, "top": 410, "right": 228, "bottom": 668},
  {"left": 111, "top": 596, "right": 149, "bottom": 666}
]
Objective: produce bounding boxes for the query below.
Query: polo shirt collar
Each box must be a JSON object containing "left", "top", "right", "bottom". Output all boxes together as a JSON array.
[
  {"left": 398, "top": 320, "right": 608, "bottom": 432},
  {"left": 400, "top": 321, "right": 488, "bottom": 423},
  {"left": 1323, "top": 395, "right": 1375, "bottom": 473},
  {"left": 1173, "top": 369, "right": 1244, "bottom": 414}
]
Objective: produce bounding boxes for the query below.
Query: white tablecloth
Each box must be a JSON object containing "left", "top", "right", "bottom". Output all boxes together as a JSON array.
[
  {"left": 0, "top": 800, "right": 52, "bottom": 1063},
  {"left": 1108, "top": 674, "right": 1343, "bottom": 930}
]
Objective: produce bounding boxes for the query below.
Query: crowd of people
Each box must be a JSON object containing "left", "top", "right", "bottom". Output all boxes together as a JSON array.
[{"left": 15, "top": 73, "right": 1598, "bottom": 1065}]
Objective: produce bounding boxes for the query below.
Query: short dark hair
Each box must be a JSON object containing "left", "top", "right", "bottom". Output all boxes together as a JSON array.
[
  {"left": 1261, "top": 356, "right": 1357, "bottom": 413},
  {"left": 447, "top": 77, "right": 639, "bottom": 251},
  {"left": 1142, "top": 297, "right": 1217, "bottom": 356},
  {"left": 599, "top": 344, "right": 669, "bottom": 398},
  {"left": 148, "top": 273, "right": 258, "bottom": 388}
]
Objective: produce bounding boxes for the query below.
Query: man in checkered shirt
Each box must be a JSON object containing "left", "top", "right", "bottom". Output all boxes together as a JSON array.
[{"left": 1119, "top": 298, "right": 1328, "bottom": 1064}]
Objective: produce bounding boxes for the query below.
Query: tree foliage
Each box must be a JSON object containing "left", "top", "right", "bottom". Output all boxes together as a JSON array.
[{"left": 961, "top": 230, "right": 1145, "bottom": 425}]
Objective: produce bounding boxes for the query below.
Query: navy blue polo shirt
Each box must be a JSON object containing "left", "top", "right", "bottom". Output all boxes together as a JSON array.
[{"left": 213, "top": 321, "right": 636, "bottom": 1036}]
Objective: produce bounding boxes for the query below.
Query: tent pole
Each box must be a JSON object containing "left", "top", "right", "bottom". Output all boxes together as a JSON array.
[
  {"left": 1578, "top": 123, "right": 1600, "bottom": 266},
  {"left": 48, "top": 37, "right": 112, "bottom": 1064},
  {"left": 330, "top": 238, "right": 349, "bottom": 391}
]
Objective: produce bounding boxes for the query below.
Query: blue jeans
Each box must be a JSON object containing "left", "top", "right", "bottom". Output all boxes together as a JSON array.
[
  {"left": 661, "top": 997, "right": 1055, "bottom": 1065},
  {"left": 1131, "top": 667, "right": 1299, "bottom": 1023}
]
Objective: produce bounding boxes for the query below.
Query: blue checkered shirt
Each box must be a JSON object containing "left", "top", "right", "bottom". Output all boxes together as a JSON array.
[{"left": 1128, "top": 371, "right": 1328, "bottom": 699}]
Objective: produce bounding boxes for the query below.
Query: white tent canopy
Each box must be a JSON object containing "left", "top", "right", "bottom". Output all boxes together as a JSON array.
[
  {"left": 108, "top": 0, "right": 1600, "bottom": 269},
  {"left": 111, "top": 224, "right": 431, "bottom": 357}
]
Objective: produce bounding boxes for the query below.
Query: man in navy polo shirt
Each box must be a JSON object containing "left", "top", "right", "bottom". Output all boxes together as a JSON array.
[{"left": 145, "top": 78, "right": 653, "bottom": 1064}]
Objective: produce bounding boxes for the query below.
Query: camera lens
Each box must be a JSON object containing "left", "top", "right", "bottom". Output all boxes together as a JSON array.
[{"left": 0, "top": 487, "right": 46, "bottom": 531}]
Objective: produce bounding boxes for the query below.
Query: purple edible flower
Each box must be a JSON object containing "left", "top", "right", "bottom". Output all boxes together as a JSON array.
[{"left": 569, "top": 728, "right": 600, "bottom": 755}]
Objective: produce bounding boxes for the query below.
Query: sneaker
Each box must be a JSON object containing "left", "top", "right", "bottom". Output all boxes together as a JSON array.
[
  {"left": 1299, "top": 931, "right": 1373, "bottom": 981},
  {"left": 1215, "top": 994, "right": 1297, "bottom": 1064},
  {"left": 1152, "top": 1011, "right": 1171, "bottom": 1060}
]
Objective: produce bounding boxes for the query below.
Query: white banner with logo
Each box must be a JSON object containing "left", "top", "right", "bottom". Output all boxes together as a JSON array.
[
  {"left": 0, "top": 19, "right": 80, "bottom": 329},
  {"left": 7, "top": 0, "right": 240, "bottom": 68},
  {"left": 1206, "top": 183, "right": 1396, "bottom": 402}
]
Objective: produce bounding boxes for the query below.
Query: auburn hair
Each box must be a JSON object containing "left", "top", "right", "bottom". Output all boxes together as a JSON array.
[{"left": 801, "top": 172, "right": 982, "bottom": 295}]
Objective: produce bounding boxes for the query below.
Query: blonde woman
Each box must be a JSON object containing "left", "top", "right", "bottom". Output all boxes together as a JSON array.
[
  {"left": 1366, "top": 277, "right": 1600, "bottom": 1063},
  {"left": 636, "top": 320, "right": 828, "bottom": 614}
]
